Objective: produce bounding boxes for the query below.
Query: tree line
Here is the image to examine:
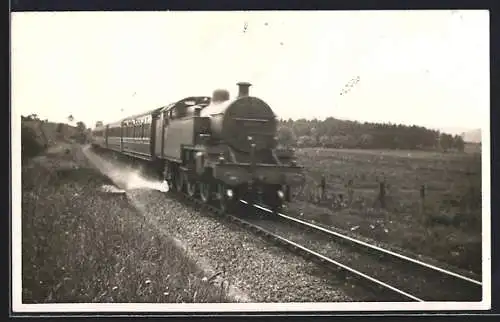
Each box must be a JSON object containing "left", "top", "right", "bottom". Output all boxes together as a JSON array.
[
  {"left": 277, "top": 117, "right": 465, "bottom": 152},
  {"left": 21, "top": 114, "right": 91, "bottom": 148}
]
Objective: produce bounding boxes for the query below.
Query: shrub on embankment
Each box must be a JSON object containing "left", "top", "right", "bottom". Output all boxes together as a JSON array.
[{"left": 21, "top": 124, "right": 46, "bottom": 161}]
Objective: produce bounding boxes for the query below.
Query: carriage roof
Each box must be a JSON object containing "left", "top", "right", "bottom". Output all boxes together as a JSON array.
[
  {"left": 103, "top": 96, "right": 211, "bottom": 127},
  {"left": 121, "top": 107, "right": 163, "bottom": 122}
]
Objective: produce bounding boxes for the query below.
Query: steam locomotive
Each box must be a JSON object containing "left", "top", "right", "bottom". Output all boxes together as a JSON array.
[{"left": 91, "top": 82, "right": 305, "bottom": 213}]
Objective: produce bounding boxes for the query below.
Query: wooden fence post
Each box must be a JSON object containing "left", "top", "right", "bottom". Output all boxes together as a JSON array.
[
  {"left": 419, "top": 184, "right": 426, "bottom": 220},
  {"left": 347, "top": 179, "right": 354, "bottom": 207},
  {"left": 320, "top": 174, "right": 326, "bottom": 201},
  {"left": 378, "top": 179, "right": 386, "bottom": 208}
]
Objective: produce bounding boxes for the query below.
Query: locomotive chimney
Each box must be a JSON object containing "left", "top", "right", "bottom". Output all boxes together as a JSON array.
[{"left": 237, "top": 82, "right": 252, "bottom": 98}]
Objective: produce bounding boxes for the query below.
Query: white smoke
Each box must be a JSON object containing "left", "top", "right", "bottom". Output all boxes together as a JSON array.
[{"left": 82, "top": 146, "right": 170, "bottom": 193}]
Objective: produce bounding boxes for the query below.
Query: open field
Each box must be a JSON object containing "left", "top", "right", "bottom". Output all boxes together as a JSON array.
[
  {"left": 21, "top": 142, "right": 231, "bottom": 303},
  {"left": 287, "top": 147, "right": 482, "bottom": 275}
]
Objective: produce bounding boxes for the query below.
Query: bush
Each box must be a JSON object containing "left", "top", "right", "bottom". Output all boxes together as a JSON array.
[
  {"left": 21, "top": 125, "right": 45, "bottom": 160},
  {"left": 70, "top": 132, "right": 88, "bottom": 144}
]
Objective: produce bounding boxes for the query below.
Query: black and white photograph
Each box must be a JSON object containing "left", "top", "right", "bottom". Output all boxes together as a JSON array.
[{"left": 11, "top": 10, "right": 490, "bottom": 313}]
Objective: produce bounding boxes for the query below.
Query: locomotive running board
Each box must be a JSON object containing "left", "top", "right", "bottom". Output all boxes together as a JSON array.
[{"left": 121, "top": 150, "right": 154, "bottom": 161}]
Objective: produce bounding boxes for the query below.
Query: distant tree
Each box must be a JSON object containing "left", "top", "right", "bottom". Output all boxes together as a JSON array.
[
  {"left": 71, "top": 121, "right": 88, "bottom": 143},
  {"left": 310, "top": 126, "right": 319, "bottom": 146},
  {"left": 67, "top": 114, "right": 74, "bottom": 123},
  {"left": 297, "top": 135, "right": 315, "bottom": 148},
  {"left": 358, "top": 134, "right": 374, "bottom": 148},
  {"left": 319, "top": 135, "right": 332, "bottom": 147},
  {"left": 331, "top": 135, "right": 355, "bottom": 149},
  {"left": 76, "top": 121, "right": 86, "bottom": 132},
  {"left": 24, "top": 113, "right": 39, "bottom": 121},
  {"left": 95, "top": 121, "right": 104, "bottom": 128},
  {"left": 277, "top": 118, "right": 444, "bottom": 151},
  {"left": 439, "top": 133, "right": 454, "bottom": 152},
  {"left": 453, "top": 135, "right": 465, "bottom": 152},
  {"left": 276, "top": 125, "right": 297, "bottom": 147}
]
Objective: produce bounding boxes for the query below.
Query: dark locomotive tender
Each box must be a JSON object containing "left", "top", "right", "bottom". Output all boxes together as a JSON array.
[{"left": 91, "top": 82, "right": 305, "bottom": 213}]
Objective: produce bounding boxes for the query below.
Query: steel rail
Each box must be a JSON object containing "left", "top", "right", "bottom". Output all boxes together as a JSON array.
[
  {"left": 229, "top": 213, "right": 424, "bottom": 302},
  {"left": 244, "top": 200, "right": 482, "bottom": 287}
]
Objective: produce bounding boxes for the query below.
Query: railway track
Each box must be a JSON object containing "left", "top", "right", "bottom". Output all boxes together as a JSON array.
[
  {"left": 177, "top": 187, "right": 482, "bottom": 302},
  {"left": 241, "top": 201, "right": 482, "bottom": 302}
]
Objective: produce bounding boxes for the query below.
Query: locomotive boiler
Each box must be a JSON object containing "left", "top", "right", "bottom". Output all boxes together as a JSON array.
[{"left": 91, "top": 82, "right": 305, "bottom": 213}]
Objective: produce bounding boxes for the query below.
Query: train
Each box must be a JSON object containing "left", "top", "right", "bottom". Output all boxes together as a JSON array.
[{"left": 91, "top": 82, "right": 305, "bottom": 213}]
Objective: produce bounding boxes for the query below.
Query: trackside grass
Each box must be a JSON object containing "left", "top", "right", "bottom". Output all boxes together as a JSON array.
[{"left": 21, "top": 143, "right": 231, "bottom": 303}]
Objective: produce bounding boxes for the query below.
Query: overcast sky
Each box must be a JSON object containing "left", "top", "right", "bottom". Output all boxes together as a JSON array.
[{"left": 11, "top": 10, "right": 489, "bottom": 134}]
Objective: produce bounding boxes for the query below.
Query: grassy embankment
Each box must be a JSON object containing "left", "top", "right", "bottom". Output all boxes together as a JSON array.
[{"left": 21, "top": 120, "right": 230, "bottom": 303}]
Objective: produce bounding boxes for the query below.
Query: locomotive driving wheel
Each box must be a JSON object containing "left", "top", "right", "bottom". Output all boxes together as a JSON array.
[
  {"left": 186, "top": 176, "right": 197, "bottom": 197},
  {"left": 174, "top": 171, "right": 185, "bottom": 192},
  {"left": 199, "top": 181, "right": 211, "bottom": 203}
]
